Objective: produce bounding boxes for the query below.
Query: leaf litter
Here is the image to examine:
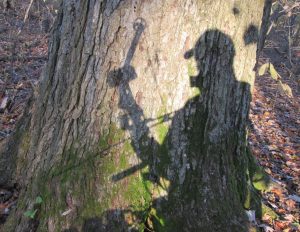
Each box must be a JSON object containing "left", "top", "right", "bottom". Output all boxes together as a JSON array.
[
  {"left": 249, "top": 1, "right": 300, "bottom": 230},
  {"left": 0, "top": 0, "right": 56, "bottom": 226}
]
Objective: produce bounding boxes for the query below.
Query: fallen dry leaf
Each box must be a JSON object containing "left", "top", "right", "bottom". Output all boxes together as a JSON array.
[
  {"left": 285, "top": 199, "right": 296, "bottom": 210},
  {"left": 274, "top": 220, "right": 289, "bottom": 230},
  {"left": 271, "top": 188, "right": 284, "bottom": 198}
]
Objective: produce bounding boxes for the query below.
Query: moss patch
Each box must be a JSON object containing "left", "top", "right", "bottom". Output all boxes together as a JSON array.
[
  {"left": 156, "top": 107, "right": 169, "bottom": 145},
  {"left": 252, "top": 170, "right": 269, "bottom": 191},
  {"left": 34, "top": 123, "right": 155, "bottom": 230},
  {"left": 187, "top": 61, "right": 197, "bottom": 77},
  {"left": 262, "top": 203, "right": 278, "bottom": 219},
  {"left": 247, "top": 147, "right": 270, "bottom": 192}
]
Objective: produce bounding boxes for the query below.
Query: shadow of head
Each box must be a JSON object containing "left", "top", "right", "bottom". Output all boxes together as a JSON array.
[
  {"left": 107, "top": 65, "right": 137, "bottom": 88},
  {"left": 184, "top": 30, "right": 236, "bottom": 90}
]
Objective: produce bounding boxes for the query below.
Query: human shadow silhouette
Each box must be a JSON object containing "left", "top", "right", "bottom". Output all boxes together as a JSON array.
[
  {"left": 104, "top": 27, "right": 256, "bottom": 231},
  {"left": 72, "top": 23, "right": 265, "bottom": 231}
]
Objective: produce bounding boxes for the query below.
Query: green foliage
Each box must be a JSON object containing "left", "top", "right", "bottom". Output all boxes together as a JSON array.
[
  {"left": 258, "top": 62, "right": 293, "bottom": 97},
  {"left": 279, "top": 82, "right": 293, "bottom": 97},
  {"left": 35, "top": 196, "right": 43, "bottom": 204},
  {"left": 24, "top": 196, "right": 43, "bottom": 219},
  {"left": 258, "top": 62, "right": 280, "bottom": 80},
  {"left": 258, "top": 63, "right": 269, "bottom": 76},
  {"left": 24, "top": 209, "right": 38, "bottom": 219},
  {"left": 269, "top": 63, "right": 279, "bottom": 80},
  {"left": 149, "top": 207, "right": 166, "bottom": 229}
]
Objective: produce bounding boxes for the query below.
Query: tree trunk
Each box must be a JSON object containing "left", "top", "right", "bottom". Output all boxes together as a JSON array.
[{"left": 1, "top": 0, "right": 271, "bottom": 231}]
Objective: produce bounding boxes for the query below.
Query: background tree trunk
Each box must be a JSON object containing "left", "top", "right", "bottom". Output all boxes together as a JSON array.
[{"left": 1, "top": 0, "right": 271, "bottom": 231}]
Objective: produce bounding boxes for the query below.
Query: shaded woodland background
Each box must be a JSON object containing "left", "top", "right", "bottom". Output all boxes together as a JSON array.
[{"left": 0, "top": 0, "right": 299, "bottom": 231}]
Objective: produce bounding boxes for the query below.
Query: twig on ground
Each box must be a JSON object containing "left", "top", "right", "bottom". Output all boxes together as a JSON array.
[{"left": 17, "top": 0, "right": 34, "bottom": 35}]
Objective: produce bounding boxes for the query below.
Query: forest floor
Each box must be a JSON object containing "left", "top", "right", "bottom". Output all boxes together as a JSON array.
[
  {"left": 249, "top": 39, "right": 300, "bottom": 232},
  {"left": 0, "top": 1, "right": 299, "bottom": 231},
  {"left": 0, "top": 0, "right": 54, "bottom": 226}
]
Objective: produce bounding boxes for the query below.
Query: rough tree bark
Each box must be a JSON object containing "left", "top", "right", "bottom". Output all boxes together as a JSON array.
[{"left": 1, "top": 0, "right": 271, "bottom": 231}]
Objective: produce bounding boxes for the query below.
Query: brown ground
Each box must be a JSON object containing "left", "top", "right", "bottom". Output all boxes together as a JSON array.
[{"left": 0, "top": 1, "right": 299, "bottom": 231}]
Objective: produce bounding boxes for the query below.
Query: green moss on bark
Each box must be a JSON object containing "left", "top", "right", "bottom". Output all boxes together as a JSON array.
[{"left": 28, "top": 123, "right": 156, "bottom": 230}]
